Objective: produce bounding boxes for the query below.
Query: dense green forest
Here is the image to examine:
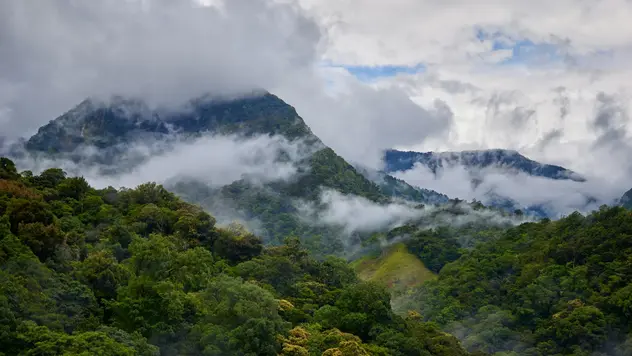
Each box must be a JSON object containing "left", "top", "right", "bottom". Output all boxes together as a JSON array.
[
  {"left": 400, "top": 207, "right": 632, "bottom": 355},
  {"left": 170, "top": 147, "right": 391, "bottom": 256},
  {"left": 0, "top": 157, "right": 473, "bottom": 356}
]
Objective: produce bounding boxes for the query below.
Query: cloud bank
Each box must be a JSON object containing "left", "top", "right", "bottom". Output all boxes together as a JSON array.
[
  {"left": 298, "top": 188, "right": 529, "bottom": 239},
  {"left": 11, "top": 134, "right": 312, "bottom": 190},
  {"left": 393, "top": 162, "right": 621, "bottom": 217}
]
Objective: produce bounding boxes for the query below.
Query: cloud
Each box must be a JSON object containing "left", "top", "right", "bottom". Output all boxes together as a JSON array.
[
  {"left": 11, "top": 134, "right": 313, "bottom": 189},
  {"left": 592, "top": 91, "right": 630, "bottom": 148},
  {"left": 0, "top": 0, "right": 453, "bottom": 170},
  {"left": 393, "top": 161, "right": 623, "bottom": 217},
  {"left": 299, "top": 0, "right": 632, "bottom": 67},
  {"left": 304, "top": 189, "right": 422, "bottom": 234},
  {"left": 277, "top": 69, "right": 454, "bottom": 168},
  {"left": 294, "top": 0, "right": 632, "bottom": 197},
  {"left": 298, "top": 188, "right": 528, "bottom": 239},
  {"left": 0, "top": 0, "right": 320, "bottom": 136}
]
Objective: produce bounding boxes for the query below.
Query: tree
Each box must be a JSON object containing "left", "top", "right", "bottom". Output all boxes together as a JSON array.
[
  {"left": 6, "top": 198, "right": 54, "bottom": 234},
  {"left": 35, "top": 168, "right": 67, "bottom": 188},
  {"left": 57, "top": 177, "right": 91, "bottom": 200},
  {"left": 73, "top": 250, "right": 130, "bottom": 301},
  {"left": 0, "top": 157, "right": 19, "bottom": 180},
  {"left": 213, "top": 226, "right": 263, "bottom": 264},
  {"left": 16, "top": 222, "right": 65, "bottom": 261}
]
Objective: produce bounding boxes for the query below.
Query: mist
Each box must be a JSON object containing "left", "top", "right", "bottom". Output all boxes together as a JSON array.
[
  {"left": 297, "top": 188, "right": 531, "bottom": 241},
  {"left": 393, "top": 161, "right": 624, "bottom": 217},
  {"left": 10, "top": 133, "right": 315, "bottom": 190}
]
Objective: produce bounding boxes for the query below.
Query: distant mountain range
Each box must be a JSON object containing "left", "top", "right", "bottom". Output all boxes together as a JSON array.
[
  {"left": 383, "top": 149, "right": 592, "bottom": 217},
  {"left": 384, "top": 149, "right": 586, "bottom": 182}
]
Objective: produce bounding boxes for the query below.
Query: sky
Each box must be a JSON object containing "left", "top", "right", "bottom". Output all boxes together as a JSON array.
[
  {"left": 299, "top": 0, "right": 632, "bottom": 171},
  {"left": 2, "top": 0, "right": 632, "bottom": 213}
]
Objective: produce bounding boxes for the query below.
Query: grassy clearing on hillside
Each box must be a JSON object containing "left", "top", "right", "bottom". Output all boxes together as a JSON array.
[{"left": 351, "top": 243, "right": 436, "bottom": 292}]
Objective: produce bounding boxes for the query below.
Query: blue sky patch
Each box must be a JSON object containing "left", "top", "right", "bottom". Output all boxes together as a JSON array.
[
  {"left": 324, "top": 62, "right": 426, "bottom": 81},
  {"left": 475, "top": 28, "right": 565, "bottom": 66}
]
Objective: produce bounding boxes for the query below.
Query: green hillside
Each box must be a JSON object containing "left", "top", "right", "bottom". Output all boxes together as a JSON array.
[
  {"left": 407, "top": 207, "right": 632, "bottom": 355},
  {"left": 0, "top": 157, "right": 473, "bottom": 355},
  {"left": 352, "top": 243, "right": 436, "bottom": 293}
]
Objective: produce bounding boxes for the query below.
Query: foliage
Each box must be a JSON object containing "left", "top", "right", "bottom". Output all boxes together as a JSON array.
[
  {"left": 0, "top": 157, "right": 472, "bottom": 355},
  {"left": 411, "top": 206, "right": 632, "bottom": 355},
  {"left": 352, "top": 243, "right": 436, "bottom": 294}
]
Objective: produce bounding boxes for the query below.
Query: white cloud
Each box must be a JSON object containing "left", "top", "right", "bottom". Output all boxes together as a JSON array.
[
  {"left": 298, "top": 188, "right": 529, "bottom": 238},
  {"left": 0, "top": 0, "right": 453, "bottom": 170},
  {"left": 393, "top": 162, "right": 623, "bottom": 217},
  {"left": 13, "top": 134, "right": 312, "bottom": 189},
  {"left": 299, "top": 0, "right": 632, "bottom": 67},
  {"left": 0, "top": 0, "right": 320, "bottom": 136},
  {"left": 309, "top": 189, "right": 422, "bottom": 234},
  {"left": 295, "top": 0, "right": 632, "bottom": 198}
]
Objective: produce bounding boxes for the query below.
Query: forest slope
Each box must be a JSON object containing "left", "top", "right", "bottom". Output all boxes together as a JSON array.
[{"left": 0, "top": 157, "right": 472, "bottom": 356}]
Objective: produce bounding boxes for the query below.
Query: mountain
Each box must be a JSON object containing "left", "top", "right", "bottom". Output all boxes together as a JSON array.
[
  {"left": 26, "top": 92, "right": 319, "bottom": 162},
  {"left": 383, "top": 148, "right": 589, "bottom": 217},
  {"left": 19, "top": 92, "right": 450, "bottom": 255},
  {"left": 619, "top": 188, "right": 632, "bottom": 209},
  {"left": 354, "top": 165, "right": 449, "bottom": 205},
  {"left": 384, "top": 148, "right": 585, "bottom": 182}
]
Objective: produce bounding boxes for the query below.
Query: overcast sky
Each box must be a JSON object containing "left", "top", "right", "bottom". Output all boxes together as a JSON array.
[{"left": 2, "top": 0, "right": 632, "bottom": 209}]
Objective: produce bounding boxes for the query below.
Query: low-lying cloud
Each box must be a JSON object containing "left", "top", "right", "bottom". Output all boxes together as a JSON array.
[
  {"left": 393, "top": 162, "right": 623, "bottom": 217},
  {"left": 10, "top": 134, "right": 314, "bottom": 190},
  {"left": 298, "top": 188, "right": 530, "bottom": 239}
]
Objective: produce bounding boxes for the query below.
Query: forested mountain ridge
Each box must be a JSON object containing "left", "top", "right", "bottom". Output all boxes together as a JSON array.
[
  {"left": 383, "top": 149, "right": 593, "bottom": 218},
  {"left": 384, "top": 149, "right": 585, "bottom": 182},
  {"left": 26, "top": 92, "right": 318, "bottom": 155},
  {"left": 12, "top": 92, "right": 453, "bottom": 256},
  {"left": 400, "top": 205, "right": 632, "bottom": 355},
  {"left": 0, "top": 156, "right": 474, "bottom": 355}
]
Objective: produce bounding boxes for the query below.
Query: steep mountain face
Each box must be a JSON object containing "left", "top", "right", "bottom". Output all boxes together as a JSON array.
[
  {"left": 354, "top": 165, "right": 449, "bottom": 205},
  {"left": 19, "top": 91, "right": 444, "bottom": 254},
  {"left": 384, "top": 148, "right": 585, "bottom": 182},
  {"left": 26, "top": 92, "right": 318, "bottom": 157},
  {"left": 619, "top": 188, "right": 632, "bottom": 209}
]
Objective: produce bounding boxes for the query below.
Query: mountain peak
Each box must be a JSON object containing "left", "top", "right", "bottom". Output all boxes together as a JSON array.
[{"left": 25, "top": 91, "right": 318, "bottom": 154}]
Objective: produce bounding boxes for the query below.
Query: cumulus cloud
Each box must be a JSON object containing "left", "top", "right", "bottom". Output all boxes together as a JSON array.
[{"left": 299, "top": 0, "right": 632, "bottom": 67}]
